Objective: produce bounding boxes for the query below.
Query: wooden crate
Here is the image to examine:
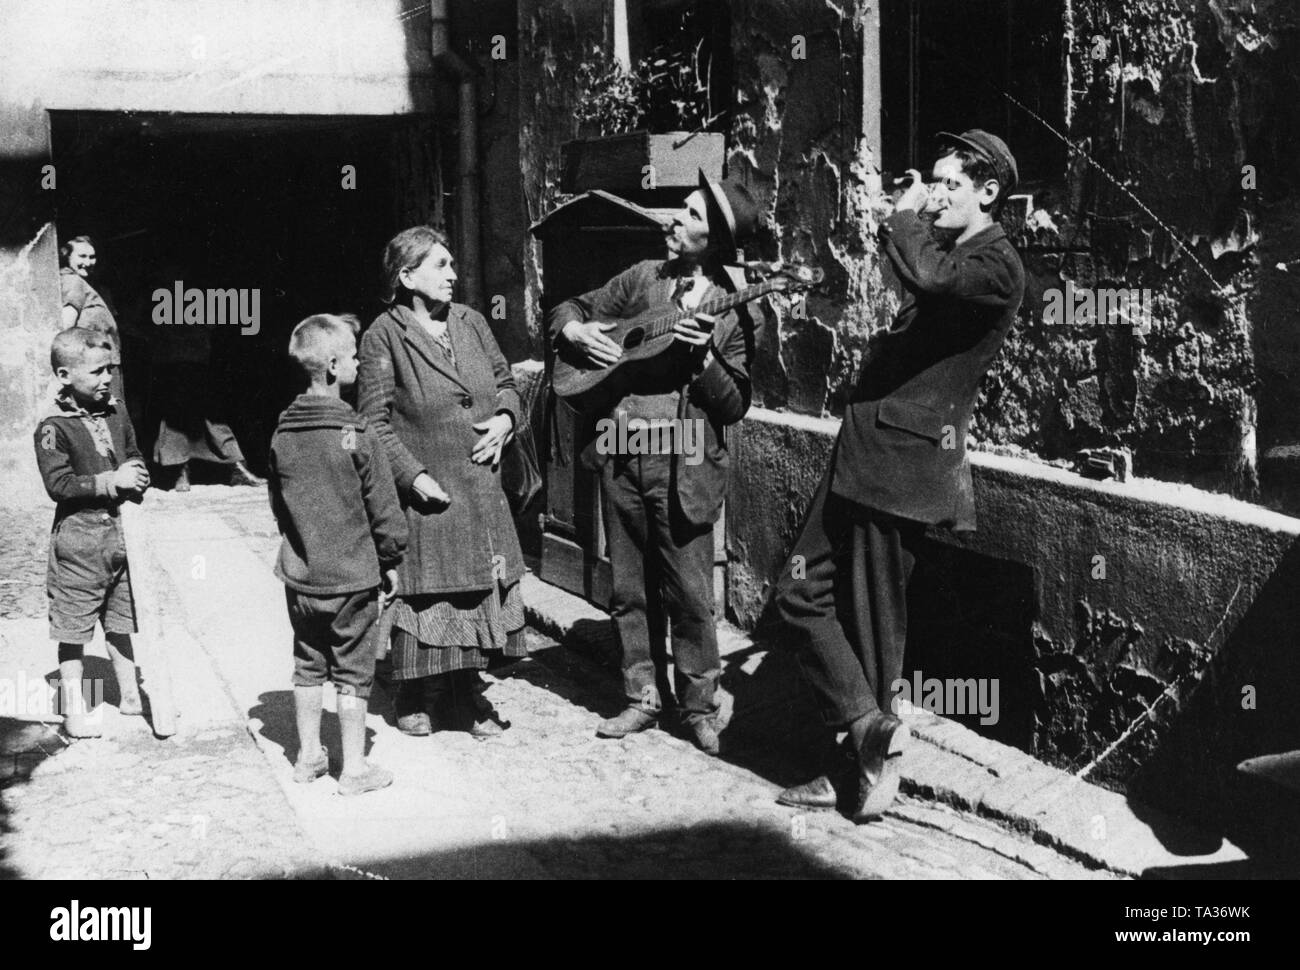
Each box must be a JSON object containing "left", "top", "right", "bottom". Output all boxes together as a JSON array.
[{"left": 561, "top": 131, "right": 725, "bottom": 196}]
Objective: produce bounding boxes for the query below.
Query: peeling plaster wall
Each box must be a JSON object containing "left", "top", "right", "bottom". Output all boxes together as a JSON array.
[
  {"left": 981, "top": 0, "right": 1300, "bottom": 502},
  {"left": 0, "top": 104, "right": 61, "bottom": 507},
  {"left": 720, "top": 0, "right": 1297, "bottom": 506}
]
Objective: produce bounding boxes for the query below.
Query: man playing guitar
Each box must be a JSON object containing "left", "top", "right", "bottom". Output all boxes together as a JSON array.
[{"left": 547, "top": 171, "right": 761, "bottom": 755}]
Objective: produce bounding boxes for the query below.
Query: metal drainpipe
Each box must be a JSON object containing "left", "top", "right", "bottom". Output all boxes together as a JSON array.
[{"left": 431, "top": 0, "right": 484, "bottom": 311}]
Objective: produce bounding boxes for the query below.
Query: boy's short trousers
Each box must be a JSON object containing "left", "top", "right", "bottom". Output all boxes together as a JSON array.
[
  {"left": 285, "top": 587, "right": 380, "bottom": 699},
  {"left": 47, "top": 513, "right": 136, "bottom": 644}
]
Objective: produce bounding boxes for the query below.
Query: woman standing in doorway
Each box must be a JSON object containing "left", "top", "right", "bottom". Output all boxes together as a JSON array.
[
  {"left": 60, "top": 235, "right": 126, "bottom": 404},
  {"left": 147, "top": 251, "right": 265, "bottom": 492},
  {"left": 357, "top": 226, "right": 524, "bottom": 737}
]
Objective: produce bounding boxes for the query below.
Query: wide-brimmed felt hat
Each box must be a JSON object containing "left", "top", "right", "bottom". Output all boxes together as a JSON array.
[
  {"left": 935, "top": 129, "right": 1018, "bottom": 195},
  {"left": 698, "top": 170, "right": 760, "bottom": 255}
]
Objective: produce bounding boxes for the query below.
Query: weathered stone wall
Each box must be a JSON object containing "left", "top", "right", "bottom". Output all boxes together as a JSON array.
[
  {"left": 732, "top": 407, "right": 1300, "bottom": 830},
  {"left": 698, "top": 0, "right": 1297, "bottom": 507},
  {"left": 726, "top": 0, "right": 897, "bottom": 416},
  {"left": 514, "top": 0, "right": 895, "bottom": 379},
  {"left": 981, "top": 0, "right": 1300, "bottom": 502},
  {"left": 517, "top": 0, "right": 610, "bottom": 352}
]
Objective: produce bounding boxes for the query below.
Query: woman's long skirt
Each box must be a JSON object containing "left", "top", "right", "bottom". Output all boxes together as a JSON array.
[{"left": 388, "top": 578, "right": 526, "bottom": 680}]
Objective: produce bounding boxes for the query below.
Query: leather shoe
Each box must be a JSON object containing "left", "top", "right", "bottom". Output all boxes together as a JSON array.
[
  {"left": 467, "top": 715, "right": 506, "bottom": 739},
  {"left": 685, "top": 716, "right": 720, "bottom": 756},
  {"left": 853, "top": 714, "right": 910, "bottom": 822},
  {"left": 776, "top": 774, "right": 838, "bottom": 810},
  {"left": 596, "top": 706, "right": 657, "bottom": 739},
  {"left": 394, "top": 681, "right": 430, "bottom": 735},
  {"left": 338, "top": 763, "right": 394, "bottom": 797},
  {"left": 396, "top": 712, "right": 432, "bottom": 736},
  {"left": 431, "top": 675, "right": 510, "bottom": 738},
  {"left": 450, "top": 695, "right": 509, "bottom": 739}
]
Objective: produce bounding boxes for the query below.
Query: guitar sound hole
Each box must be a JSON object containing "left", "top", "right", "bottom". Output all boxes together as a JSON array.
[{"left": 622, "top": 327, "right": 645, "bottom": 350}]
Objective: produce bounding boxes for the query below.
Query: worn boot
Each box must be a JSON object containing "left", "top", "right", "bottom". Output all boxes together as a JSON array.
[
  {"left": 394, "top": 680, "right": 431, "bottom": 736},
  {"left": 776, "top": 775, "right": 839, "bottom": 810},
  {"left": 596, "top": 706, "right": 658, "bottom": 739},
  {"left": 853, "top": 714, "right": 910, "bottom": 822},
  {"left": 433, "top": 671, "right": 507, "bottom": 739},
  {"left": 596, "top": 684, "right": 660, "bottom": 739},
  {"left": 337, "top": 693, "right": 392, "bottom": 796},
  {"left": 683, "top": 713, "right": 721, "bottom": 756},
  {"left": 777, "top": 737, "right": 857, "bottom": 810}
]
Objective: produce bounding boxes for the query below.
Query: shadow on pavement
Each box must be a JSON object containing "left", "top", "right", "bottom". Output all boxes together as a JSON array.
[
  {"left": 505, "top": 633, "right": 633, "bottom": 721},
  {"left": 0, "top": 716, "right": 72, "bottom": 880},
  {"left": 714, "top": 639, "right": 842, "bottom": 790},
  {"left": 249, "top": 691, "right": 378, "bottom": 771},
  {"left": 518, "top": 614, "right": 842, "bottom": 792},
  {"left": 273, "top": 819, "right": 858, "bottom": 880}
]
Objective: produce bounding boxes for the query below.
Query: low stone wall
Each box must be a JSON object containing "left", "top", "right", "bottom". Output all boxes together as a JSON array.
[{"left": 728, "top": 406, "right": 1300, "bottom": 835}]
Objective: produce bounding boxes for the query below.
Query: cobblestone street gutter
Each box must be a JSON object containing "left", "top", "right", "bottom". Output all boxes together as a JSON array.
[{"left": 522, "top": 576, "right": 1256, "bottom": 879}]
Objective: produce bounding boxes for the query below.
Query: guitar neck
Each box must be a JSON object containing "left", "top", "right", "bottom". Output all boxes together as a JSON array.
[{"left": 643, "top": 279, "right": 787, "bottom": 340}]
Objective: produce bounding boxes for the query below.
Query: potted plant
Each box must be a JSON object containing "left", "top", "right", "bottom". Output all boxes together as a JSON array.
[{"left": 563, "top": 40, "right": 725, "bottom": 198}]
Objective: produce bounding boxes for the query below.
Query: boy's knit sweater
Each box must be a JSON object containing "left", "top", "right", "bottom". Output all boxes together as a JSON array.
[{"left": 268, "top": 394, "right": 407, "bottom": 595}]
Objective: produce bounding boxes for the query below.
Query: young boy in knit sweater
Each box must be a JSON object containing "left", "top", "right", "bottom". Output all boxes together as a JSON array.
[
  {"left": 268, "top": 314, "right": 408, "bottom": 796},
  {"left": 35, "top": 328, "right": 149, "bottom": 738}
]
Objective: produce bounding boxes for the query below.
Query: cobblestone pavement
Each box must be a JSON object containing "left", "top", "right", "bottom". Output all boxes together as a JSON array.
[
  {"left": 0, "top": 723, "right": 322, "bottom": 880},
  {"left": 1, "top": 495, "right": 1116, "bottom": 880},
  {"left": 1, "top": 504, "right": 323, "bottom": 880}
]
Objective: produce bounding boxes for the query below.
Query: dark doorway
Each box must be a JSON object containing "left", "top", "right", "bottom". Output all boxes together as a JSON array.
[{"left": 49, "top": 111, "right": 443, "bottom": 474}]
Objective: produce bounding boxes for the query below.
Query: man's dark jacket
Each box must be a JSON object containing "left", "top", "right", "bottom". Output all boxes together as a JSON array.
[
  {"left": 268, "top": 395, "right": 407, "bottom": 596},
  {"left": 547, "top": 258, "right": 755, "bottom": 528},
  {"left": 833, "top": 210, "right": 1025, "bottom": 531}
]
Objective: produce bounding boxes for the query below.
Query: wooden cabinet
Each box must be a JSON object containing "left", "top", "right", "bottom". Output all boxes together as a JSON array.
[{"left": 530, "top": 189, "right": 725, "bottom": 615}]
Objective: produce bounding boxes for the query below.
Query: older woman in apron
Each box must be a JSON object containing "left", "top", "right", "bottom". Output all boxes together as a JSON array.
[{"left": 357, "top": 226, "right": 524, "bottom": 738}]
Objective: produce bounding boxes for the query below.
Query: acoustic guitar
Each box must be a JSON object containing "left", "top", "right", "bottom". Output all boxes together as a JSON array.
[{"left": 552, "top": 262, "right": 823, "bottom": 415}]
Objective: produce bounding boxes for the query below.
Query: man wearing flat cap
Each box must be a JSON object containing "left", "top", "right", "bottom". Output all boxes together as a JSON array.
[
  {"left": 775, "top": 130, "right": 1025, "bottom": 820},
  {"left": 548, "top": 172, "right": 760, "bottom": 755}
]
